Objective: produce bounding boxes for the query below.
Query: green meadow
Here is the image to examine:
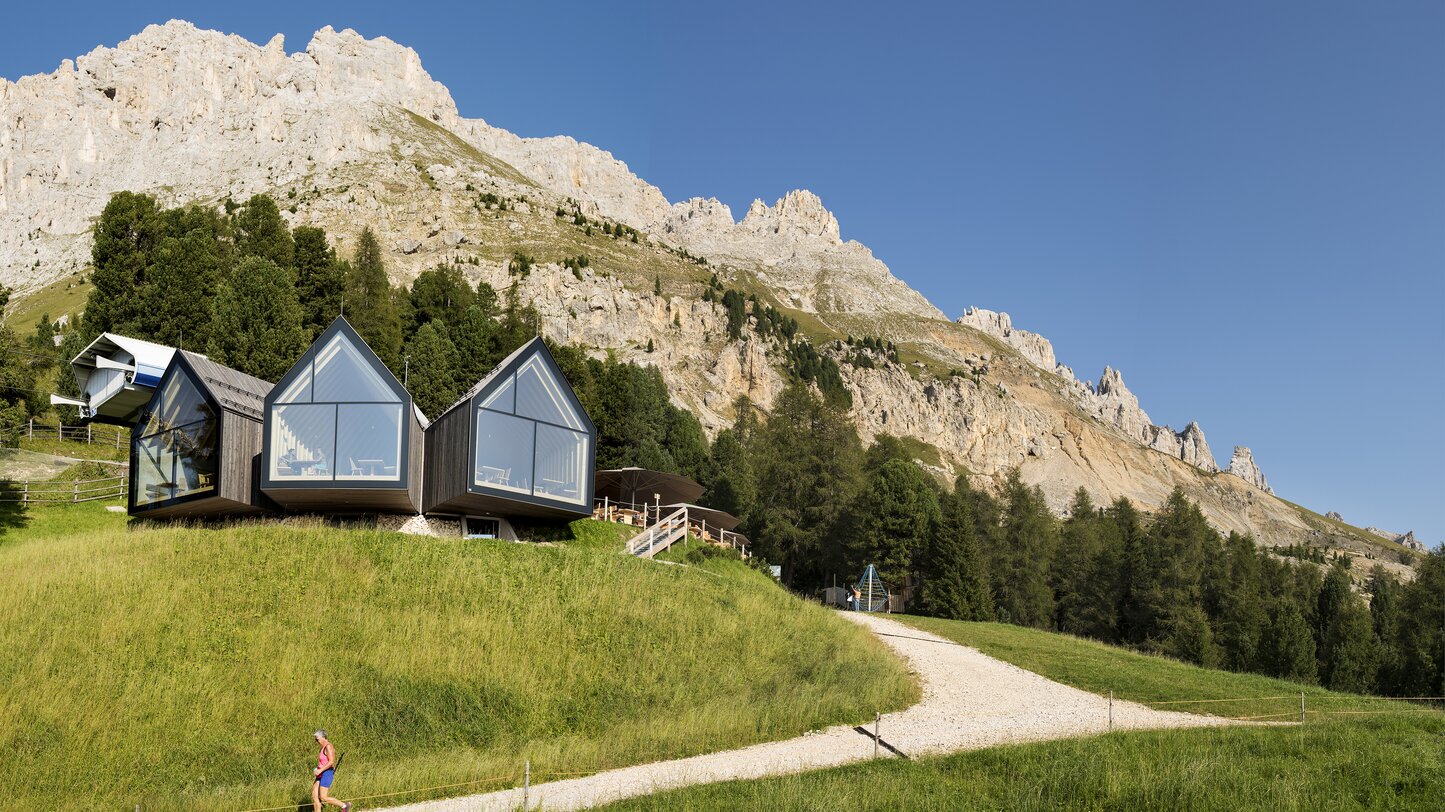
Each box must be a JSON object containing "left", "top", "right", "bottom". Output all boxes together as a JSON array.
[{"left": 0, "top": 503, "right": 915, "bottom": 810}]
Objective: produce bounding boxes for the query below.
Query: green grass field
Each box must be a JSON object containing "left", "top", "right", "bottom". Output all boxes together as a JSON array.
[
  {"left": 599, "top": 616, "right": 1444, "bottom": 812},
  {"left": 0, "top": 504, "right": 916, "bottom": 810}
]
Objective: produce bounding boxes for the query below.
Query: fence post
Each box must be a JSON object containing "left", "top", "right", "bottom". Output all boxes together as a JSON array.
[
  {"left": 1300, "top": 691, "right": 1305, "bottom": 724},
  {"left": 87, "top": 425, "right": 93, "bottom": 444},
  {"left": 22, "top": 483, "right": 28, "bottom": 505},
  {"left": 28, "top": 418, "right": 33, "bottom": 440},
  {"left": 874, "top": 711, "right": 880, "bottom": 758},
  {"left": 73, "top": 481, "right": 79, "bottom": 503},
  {"left": 523, "top": 759, "right": 530, "bottom": 808},
  {"left": 1108, "top": 690, "right": 1113, "bottom": 732}
]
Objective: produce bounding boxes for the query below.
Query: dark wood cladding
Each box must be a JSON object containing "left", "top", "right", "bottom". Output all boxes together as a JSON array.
[{"left": 422, "top": 403, "right": 470, "bottom": 513}]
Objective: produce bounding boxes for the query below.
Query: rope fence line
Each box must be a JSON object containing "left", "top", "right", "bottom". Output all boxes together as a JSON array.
[{"left": 141, "top": 688, "right": 1445, "bottom": 812}]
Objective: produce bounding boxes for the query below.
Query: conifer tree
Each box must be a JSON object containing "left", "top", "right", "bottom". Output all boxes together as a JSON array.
[
  {"left": 1260, "top": 600, "right": 1318, "bottom": 683},
  {"left": 920, "top": 475, "right": 993, "bottom": 621},
  {"left": 232, "top": 194, "right": 294, "bottom": 268},
  {"left": 292, "top": 225, "right": 344, "bottom": 337},
  {"left": 404, "top": 322, "right": 461, "bottom": 419},
  {"left": 841, "top": 458, "right": 940, "bottom": 589},
  {"left": 207, "top": 257, "right": 306, "bottom": 381},
  {"left": 345, "top": 228, "right": 403, "bottom": 372},
  {"left": 85, "top": 191, "right": 163, "bottom": 335},
  {"left": 991, "top": 470, "right": 1057, "bottom": 628},
  {"left": 449, "top": 305, "right": 500, "bottom": 386},
  {"left": 408, "top": 264, "right": 477, "bottom": 334}
]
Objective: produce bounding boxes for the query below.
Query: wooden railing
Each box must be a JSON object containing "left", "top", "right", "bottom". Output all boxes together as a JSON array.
[{"left": 624, "top": 506, "right": 691, "bottom": 558}]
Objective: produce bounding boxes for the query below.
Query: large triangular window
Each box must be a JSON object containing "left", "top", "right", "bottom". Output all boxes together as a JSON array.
[
  {"left": 313, "top": 334, "right": 400, "bottom": 403},
  {"left": 139, "top": 367, "right": 215, "bottom": 436},
  {"left": 514, "top": 356, "right": 584, "bottom": 430}
]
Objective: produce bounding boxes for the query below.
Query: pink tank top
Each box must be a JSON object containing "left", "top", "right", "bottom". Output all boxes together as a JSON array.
[{"left": 318, "top": 745, "right": 332, "bottom": 770}]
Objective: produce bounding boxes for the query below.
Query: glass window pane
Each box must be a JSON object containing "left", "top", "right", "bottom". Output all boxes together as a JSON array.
[
  {"left": 270, "top": 404, "right": 336, "bottom": 481},
  {"left": 335, "top": 404, "right": 403, "bottom": 481},
  {"left": 313, "top": 334, "right": 399, "bottom": 403},
  {"left": 515, "top": 357, "right": 583, "bottom": 430},
  {"left": 474, "top": 410, "right": 533, "bottom": 494},
  {"left": 134, "top": 419, "right": 217, "bottom": 505},
  {"left": 478, "top": 373, "right": 515, "bottom": 413},
  {"left": 275, "top": 361, "right": 313, "bottom": 404},
  {"left": 134, "top": 434, "right": 174, "bottom": 505},
  {"left": 533, "top": 424, "right": 587, "bottom": 505},
  {"left": 171, "top": 419, "right": 218, "bottom": 498},
  {"left": 141, "top": 369, "right": 214, "bottom": 436}
]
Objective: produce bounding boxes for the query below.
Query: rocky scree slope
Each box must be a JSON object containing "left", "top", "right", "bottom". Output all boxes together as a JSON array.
[{"left": 0, "top": 21, "right": 1413, "bottom": 571}]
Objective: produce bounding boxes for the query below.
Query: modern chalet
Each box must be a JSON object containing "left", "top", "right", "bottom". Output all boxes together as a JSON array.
[
  {"left": 423, "top": 337, "right": 596, "bottom": 522},
  {"left": 260, "top": 317, "right": 426, "bottom": 513},
  {"left": 129, "top": 351, "right": 272, "bottom": 519}
]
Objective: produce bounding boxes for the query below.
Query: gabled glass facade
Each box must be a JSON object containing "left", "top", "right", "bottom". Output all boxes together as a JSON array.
[
  {"left": 267, "top": 330, "right": 405, "bottom": 483},
  {"left": 132, "top": 365, "right": 218, "bottom": 507},
  {"left": 474, "top": 355, "right": 589, "bottom": 506}
]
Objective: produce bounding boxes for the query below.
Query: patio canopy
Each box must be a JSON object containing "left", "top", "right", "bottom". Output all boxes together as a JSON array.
[
  {"left": 662, "top": 502, "right": 741, "bottom": 532},
  {"left": 594, "top": 467, "right": 703, "bottom": 508}
]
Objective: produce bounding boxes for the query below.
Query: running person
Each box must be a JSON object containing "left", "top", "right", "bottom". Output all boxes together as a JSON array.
[{"left": 311, "top": 730, "right": 351, "bottom": 811}]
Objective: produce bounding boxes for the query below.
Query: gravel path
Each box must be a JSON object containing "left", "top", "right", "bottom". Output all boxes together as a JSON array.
[{"left": 384, "top": 612, "right": 1245, "bottom": 811}]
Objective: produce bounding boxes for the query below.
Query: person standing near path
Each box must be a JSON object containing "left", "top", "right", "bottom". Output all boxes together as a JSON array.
[{"left": 312, "top": 730, "right": 351, "bottom": 811}]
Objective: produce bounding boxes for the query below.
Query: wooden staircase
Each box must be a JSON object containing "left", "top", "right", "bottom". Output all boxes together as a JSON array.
[{"left": 624, "top": 506, "right": 690, "bottom": 558}]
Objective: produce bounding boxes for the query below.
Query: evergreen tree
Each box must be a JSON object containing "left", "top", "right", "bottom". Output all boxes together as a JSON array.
[
  {"left": 920, "top": 475, "right": 993, "bottom": 621},
  {"left": 991, "top": 470, "right": 1057, "bottom": 628},
  {"left": 232, "top": 194, "right": 294, "bottom": 268},
  {"left": 293, "top": 225, "right": 344, "bottom": 337},
  {"left": 84, "top": 191, "right": 163, "bottom": 335},
  {"left": 1166, "top": 605, "right": 1222, "bottom": 668},
  {"left": 1389, "top": 548, "right": 1444, "bottom": 696},
  {"left": 748, "top": 384, "right": 863, "bottom": 587},
  {"left": 1260, "top": 600, "right": 1318, "bottom": 683},
  {"left": 1214, "top": 532, "right": 1269, "bottom": 672},
  {"left": 53, "top": 331, "right": 88, "bottom": 427},
  {"left": 345, "top": 228, "right": 403, "bottom": 372},
  {"left": 207, "top": 257, "right": 307, "bottom": 381},
  {"left": 408, "top": 264, "right": 477, "bottom": 335},
  {"left": 133, "top": 207, "right": 232, "bottom": 350},
  {"left": 705, "top": 428, "right": 756, "bottom": 519},
  {"left": 449, "top": 305, "right": 500, "bottom": 386},
  {"left": 1366, "top": 565, "right": 1405, "bottom": 693},
  {"left": 841, "top": 458, "right": 940, "bottom": 589},
  {"left": 404, "top": 322, "right": 461, "bottom": 419},
  {"left": 1320, "top": 599, "right": 1377, "bottom": 693}
]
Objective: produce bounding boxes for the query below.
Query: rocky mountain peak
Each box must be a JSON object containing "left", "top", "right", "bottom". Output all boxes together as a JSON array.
[
  {"left": 739, "top": 189, "right": 841, "bottom": 244},
  {"left": 1227, "top": 446, "right": 1272, "bottom": 493}
]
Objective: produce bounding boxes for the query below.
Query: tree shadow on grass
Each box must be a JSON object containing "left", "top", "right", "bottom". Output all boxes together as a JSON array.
[{"left": 0, "top": 479, "right": 30, "bottom": 539}]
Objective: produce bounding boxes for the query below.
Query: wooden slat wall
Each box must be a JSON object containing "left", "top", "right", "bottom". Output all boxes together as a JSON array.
[
  {"left": 423, "top": 404, "right": 470, "bottom": 513},
  {"left": 219, "top": 412, "right": 265, "bottom": 509},
  {"left": 408, "top": 411, "right": 425, "bottom": 512}
]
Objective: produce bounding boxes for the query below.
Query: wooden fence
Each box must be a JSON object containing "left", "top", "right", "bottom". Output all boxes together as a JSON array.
[
  {"left": 2, "top": 419, "right": 128, "bottom": 449},
  {"left": 0, "top": 472, "right": 127, "bottom": 504}
]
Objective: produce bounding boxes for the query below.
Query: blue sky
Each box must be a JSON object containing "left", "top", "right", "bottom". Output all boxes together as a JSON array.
[{"left": 4, "top": 2, "right": 1442, "bottom": 543}]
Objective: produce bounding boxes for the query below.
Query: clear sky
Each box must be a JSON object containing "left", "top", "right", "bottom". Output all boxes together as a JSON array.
[{"left": 3, "top": 2, "right": 1442, "bottom": 543}]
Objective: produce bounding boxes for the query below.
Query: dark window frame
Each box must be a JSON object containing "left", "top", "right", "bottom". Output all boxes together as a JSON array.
[
  {"left": 128, "top": 355, "right": 226, "bottom": 514},
  {"left": 261, "top": 318, "right": 415, "bottom": 493},
  {"left": 464, "top": 340, "right": 596, "bottom": 513}
]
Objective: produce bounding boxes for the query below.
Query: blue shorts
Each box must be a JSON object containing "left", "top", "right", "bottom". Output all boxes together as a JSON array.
[{"left": 318, "top": 768, "right": 335, "bottom": 788}]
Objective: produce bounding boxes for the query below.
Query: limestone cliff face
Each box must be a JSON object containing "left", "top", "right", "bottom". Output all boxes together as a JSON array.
[{"left": 2, "top": 21, "right": 1404, "bottom": 571}]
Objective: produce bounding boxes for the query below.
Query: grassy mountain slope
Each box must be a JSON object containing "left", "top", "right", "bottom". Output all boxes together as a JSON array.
[
  {"left": 0, "top": 504, "right": 916, "bottom": 810},
  {"left": 601, "top": 616, "right": 1444, "bottom": 811}
]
